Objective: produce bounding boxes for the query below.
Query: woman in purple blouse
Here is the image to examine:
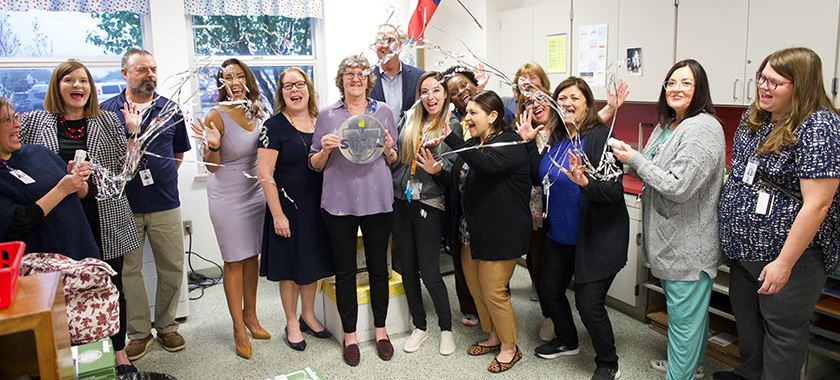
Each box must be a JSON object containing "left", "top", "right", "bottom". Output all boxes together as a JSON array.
[{"left": 308, "top": 54, "right": 399, "bottom": 367}]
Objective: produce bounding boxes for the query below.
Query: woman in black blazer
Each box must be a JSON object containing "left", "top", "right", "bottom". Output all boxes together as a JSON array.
[
  {"left": 420, "top": 90, "right": 530, "bottom": 373},
  {"left": 517, "top": 77, "right": 628, "bottom": 380}
]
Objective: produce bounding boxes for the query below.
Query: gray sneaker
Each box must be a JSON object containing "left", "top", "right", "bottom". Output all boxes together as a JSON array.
[
  {"left": 157, "top": 331, "right": 186, "bottom": 352},
  {"left": 125, "top": 334, "right": 154, "bottom": 361}
]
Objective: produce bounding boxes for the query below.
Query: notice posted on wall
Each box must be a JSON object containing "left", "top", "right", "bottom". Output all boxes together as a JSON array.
[
  {"left": 546, "top": 33, "right": 568, "bottom": 73},
  {"left": 577, "top": 23, "right": 608, "bottom": 87},
  {"left": 626, "top": 47, "right": 642, "bottom": 76}
]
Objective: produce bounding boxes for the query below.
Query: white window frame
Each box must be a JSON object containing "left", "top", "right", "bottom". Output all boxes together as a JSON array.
[{"left": 185, "top": 15, "right": 326, "bottom": 117}]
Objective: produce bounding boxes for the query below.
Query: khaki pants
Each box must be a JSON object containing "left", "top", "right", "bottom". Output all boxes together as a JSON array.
[
  {"left": 123, "top": 208, "right": 185, "bottom": 339},
  {"left": 460, "top": 245, "right": 518, "bottom": 344}
]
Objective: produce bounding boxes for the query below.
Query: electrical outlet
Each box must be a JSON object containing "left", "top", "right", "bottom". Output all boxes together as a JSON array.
[{"left": 183, "top": 220, "right": 192, "bottom": 236}]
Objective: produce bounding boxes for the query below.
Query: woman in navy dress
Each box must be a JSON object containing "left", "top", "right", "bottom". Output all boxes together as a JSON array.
[{"left": 258, "top": 67, "right": 333, "bottom": 352}]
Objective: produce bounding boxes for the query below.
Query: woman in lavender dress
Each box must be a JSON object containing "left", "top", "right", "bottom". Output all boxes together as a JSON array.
[{"left": 192, "top": 59, "right": 270, "bottom": 359}]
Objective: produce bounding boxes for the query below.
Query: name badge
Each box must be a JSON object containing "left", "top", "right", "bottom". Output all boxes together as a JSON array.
[
  {"left": 10, "top": 169, "right": 35, "bottom": 184},
  {"left": 755, "top": 191, "right": 774, "bottom": 215},
  {"left": 139, "top": 169, "right": 154, "bottom": 186},
  {"left": 742, "top": 157, "right": 759, "bottom": 185},
  {"left": 405, "top": 178, "right": 422, "bottom": 201}
]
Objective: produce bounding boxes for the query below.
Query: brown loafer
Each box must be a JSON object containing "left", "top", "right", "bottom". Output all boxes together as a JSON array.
[
  {"left": 468, "top": 341, "right": 501, "bottom": 356},
  {"left": 376, "top": 338, "right": 394, "bottom": 361},
  {"left": 343, "top": 342, "right": 360, "bottom": 366},
  {"left": 488, "top": 346, "right": 522, "bottom": 373}
]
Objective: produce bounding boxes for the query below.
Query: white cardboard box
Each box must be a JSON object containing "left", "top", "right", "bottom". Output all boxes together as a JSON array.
[{"left": 314, "top": 271, "right": 410, "bottom": 343}]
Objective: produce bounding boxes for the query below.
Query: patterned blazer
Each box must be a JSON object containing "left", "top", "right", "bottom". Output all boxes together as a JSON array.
[{"left": 19, "top": 110, "right": 140, "bottom": 260}]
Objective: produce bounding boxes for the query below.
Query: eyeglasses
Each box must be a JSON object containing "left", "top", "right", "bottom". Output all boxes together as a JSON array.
[
  {"left": 663, "top": 80, "right": 695, "bottom": 91},
  {"left": 282, "top": 81, "right": 307, "bottom": 91},
  {"left": 343, "top": 72, "right": 368, "bottom": 80},
  {"left": 1, "top": 112, "right": 19, "bottom": 126},
  {"left": 756, "top": 72, "right": 792, "bottom": 91}
]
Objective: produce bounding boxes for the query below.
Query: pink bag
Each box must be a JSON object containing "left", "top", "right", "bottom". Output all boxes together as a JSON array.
[{"left": 19, "top": 253, "right": 119, "bottom": 345}]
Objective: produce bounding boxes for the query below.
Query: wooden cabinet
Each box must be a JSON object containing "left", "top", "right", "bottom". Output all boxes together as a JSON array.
[
  {"left": 808, "top": 272, "right": 840, "bottom": 379},
  {"left": 676, "top": 0, "right": 839, "bottom": 106},
  {"left": 0, "top": 272, "right": 73, "bottom": 380}
]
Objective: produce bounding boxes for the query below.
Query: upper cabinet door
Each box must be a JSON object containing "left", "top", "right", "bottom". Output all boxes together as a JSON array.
[
  {"left": 492, "top": 6, "right": 534, "bottom": 97},
  {"left": 676, "top": 0, "right": 749, "bottom": 106},
  {"left": 617, "top": 0, "right": 677, "bottom": 102},
  {"left": 571, "top": 0, "right": 620, "bottom": 100},
  {"left": 531, "top": 0, "right": 572, "bottom": 90},
  {"left": 745, "top": 0, "right": 840, "bottom": 104}
]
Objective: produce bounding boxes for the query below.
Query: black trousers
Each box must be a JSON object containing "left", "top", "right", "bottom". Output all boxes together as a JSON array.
[
  {"left": 322, "top": 210, "right": 392, "bottom": 334},
  {"left": 451, "top": 242, "right": 478, "bottom": 316},
  {"left": 527, "top": 227, "right": 549, "bottom": 317},
  {"left": 540, "top": 238, "right": 619, "bottom": 369},
  {"left": 729, "top": 248, "right": 827, "bottom": 380},
  {"left": 104, "top": 256, "right": 126, "bottom": 351},
  {"left": 392, "top": 199, "right": 452, "bottom": 331}
]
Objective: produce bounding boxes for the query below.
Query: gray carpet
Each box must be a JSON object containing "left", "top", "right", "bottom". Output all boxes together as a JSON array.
[{"left": 132, "top": 261, "right": 731, "bottom": 379}]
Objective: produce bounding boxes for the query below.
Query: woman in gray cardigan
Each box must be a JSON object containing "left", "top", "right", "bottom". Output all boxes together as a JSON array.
[{"left": 612, "top": 59, "right": 725, "bottom": 380}]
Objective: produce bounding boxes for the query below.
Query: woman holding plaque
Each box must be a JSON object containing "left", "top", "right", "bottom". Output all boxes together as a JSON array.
[{"left": 309, "top": 54, "right": 399, "bottom": 367}]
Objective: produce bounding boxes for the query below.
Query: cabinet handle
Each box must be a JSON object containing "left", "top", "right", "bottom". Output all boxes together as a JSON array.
[
  {"left": 636, "top": 233, "right": 641, "bottom": 246},
  {"left": 746, "top": 78, "right": 754, "bottom": 102},
  {"left": 732, "top": 78, "right": 740, "bottom": 101}
]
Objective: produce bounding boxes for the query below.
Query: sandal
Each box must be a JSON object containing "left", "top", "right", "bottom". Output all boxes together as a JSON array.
[
  {"left": 487, "top": 346, "right": 522, "bottom": 373},
  {"left": 467, "top": 341, "right": 501, "bottom": 356}
]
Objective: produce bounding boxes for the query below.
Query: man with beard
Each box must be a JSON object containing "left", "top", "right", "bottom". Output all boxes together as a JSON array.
[
  {"left": 101, "top": 48, "right": 191, "bottom": 361},
  {"left": 370, "top": 23, "right": 424, "bottom": 122}
]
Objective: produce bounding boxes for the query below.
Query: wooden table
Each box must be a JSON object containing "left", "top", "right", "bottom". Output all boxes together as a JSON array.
[{"left": 0, "top": 272, "right": 73, "bottom": 379}]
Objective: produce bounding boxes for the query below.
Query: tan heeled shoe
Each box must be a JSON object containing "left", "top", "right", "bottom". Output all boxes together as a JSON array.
[
  {"left": 235, "top": 332, "right": 252, "bottom": 359},
  {"left": 245, "top": 323, "right": 272, "bottom": 340},
  {"left": 236, "top": 341, "right": 252, "bottom": 359}
]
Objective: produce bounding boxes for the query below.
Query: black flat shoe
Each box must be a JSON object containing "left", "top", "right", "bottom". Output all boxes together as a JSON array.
[
  {"left": 299, "top": 316, "right": 332, "bottom": 339},
  {"left": 284, "top": 327, "right": 306, "bottom": 351},
  {"left": 116, "top": 364, "right": 138, "bottom": 375}
]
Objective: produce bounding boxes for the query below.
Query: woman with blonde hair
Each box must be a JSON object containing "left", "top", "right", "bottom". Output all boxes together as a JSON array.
[
  {"left": 715, "top": 47, "right": 840, "bottom": 380},
  {"left": 391, "top": 71, "right": 457, "bottom": 355},
  {"left": 258, "top": 66, "right": 333, "bottom": 353}
]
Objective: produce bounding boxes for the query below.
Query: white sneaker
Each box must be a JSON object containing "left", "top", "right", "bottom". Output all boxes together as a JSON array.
[
  {"left": 403, "top": 328, "right": 429, "bottom": 353},
  {"left": 539, "top": 317, "right": 556, "bottom": 342},
  {"left": 439, "top": 331, "right": 456, "bottom": 356},
  {"left": 649, "top": 359, "right": 705, "bottom": 379}
]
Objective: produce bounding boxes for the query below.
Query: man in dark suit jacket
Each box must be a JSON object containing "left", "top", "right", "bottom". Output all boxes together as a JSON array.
[{"left": 370, "top": 24, "right": 424, "bottom": 122}]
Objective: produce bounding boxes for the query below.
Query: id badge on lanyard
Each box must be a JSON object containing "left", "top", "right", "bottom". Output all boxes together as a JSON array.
[{"left": 742, "top": 156, "right": 759, "bottom": 185}]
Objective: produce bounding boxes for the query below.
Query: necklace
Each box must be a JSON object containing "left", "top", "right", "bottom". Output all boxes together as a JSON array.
[
  {"left": 284, "top": 112, "right": 315, "bottom": 150},
  {"left": 59, "top": 115, "right": 87, "bottom": 140}
]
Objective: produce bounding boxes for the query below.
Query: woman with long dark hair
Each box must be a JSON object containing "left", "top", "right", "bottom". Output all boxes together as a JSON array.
[
  {"left": 612, "top": 59, "right": 725, "bottom": 380},
  {"left": 191, "top": 58, "right": 270, "bottom": 359}
]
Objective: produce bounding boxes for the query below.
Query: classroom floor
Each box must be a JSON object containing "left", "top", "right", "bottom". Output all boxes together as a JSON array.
[{"left": 131, "top": 260, "right": 732, "bottom": 379}]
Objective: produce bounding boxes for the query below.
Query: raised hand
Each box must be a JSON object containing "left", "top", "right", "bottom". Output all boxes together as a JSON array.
[
  {"left": 121, "top": 101, "right": 142, "bottom": 135},
  {"left": 415, "top": 148, "right": 442, "bottom": 175},
  {"left": 607, "top": 80, "right": 629, "bottom": 110},
  {"left": 475, "top": 63, "right": 490, "bottom": 91},
  {"left": 560, "top": 150, "right": 589, "bottom": 187},
  {"left": 192, "top": 119, "right": 221, "bottom": 152},
  {"left": 515, "top": 108, "right": 544, "bottom": 142},
  {"left": 383, "top": 128, "right": 394, "bottom": 157}
]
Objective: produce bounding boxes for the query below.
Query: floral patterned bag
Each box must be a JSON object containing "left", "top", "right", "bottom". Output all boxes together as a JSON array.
[{"left": 19, "top": 253, "right": 119, "bottom": 345}]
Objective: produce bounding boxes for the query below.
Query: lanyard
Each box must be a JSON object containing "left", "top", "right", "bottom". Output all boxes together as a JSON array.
[{"left": 409, "top": 121, "right": 437, "bottom": 177}]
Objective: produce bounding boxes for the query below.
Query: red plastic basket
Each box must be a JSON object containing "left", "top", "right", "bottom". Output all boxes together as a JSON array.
[{"left": 0, "top": 241, "right": 25, "bottom": 310}]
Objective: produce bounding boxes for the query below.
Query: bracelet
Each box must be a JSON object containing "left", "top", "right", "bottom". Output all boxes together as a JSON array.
[
  {"left": 127, "top": 132, "right": 139, "bottom": 139},
  {"left": 208, "top": 145, "right": 220, "bottom": 152}
]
